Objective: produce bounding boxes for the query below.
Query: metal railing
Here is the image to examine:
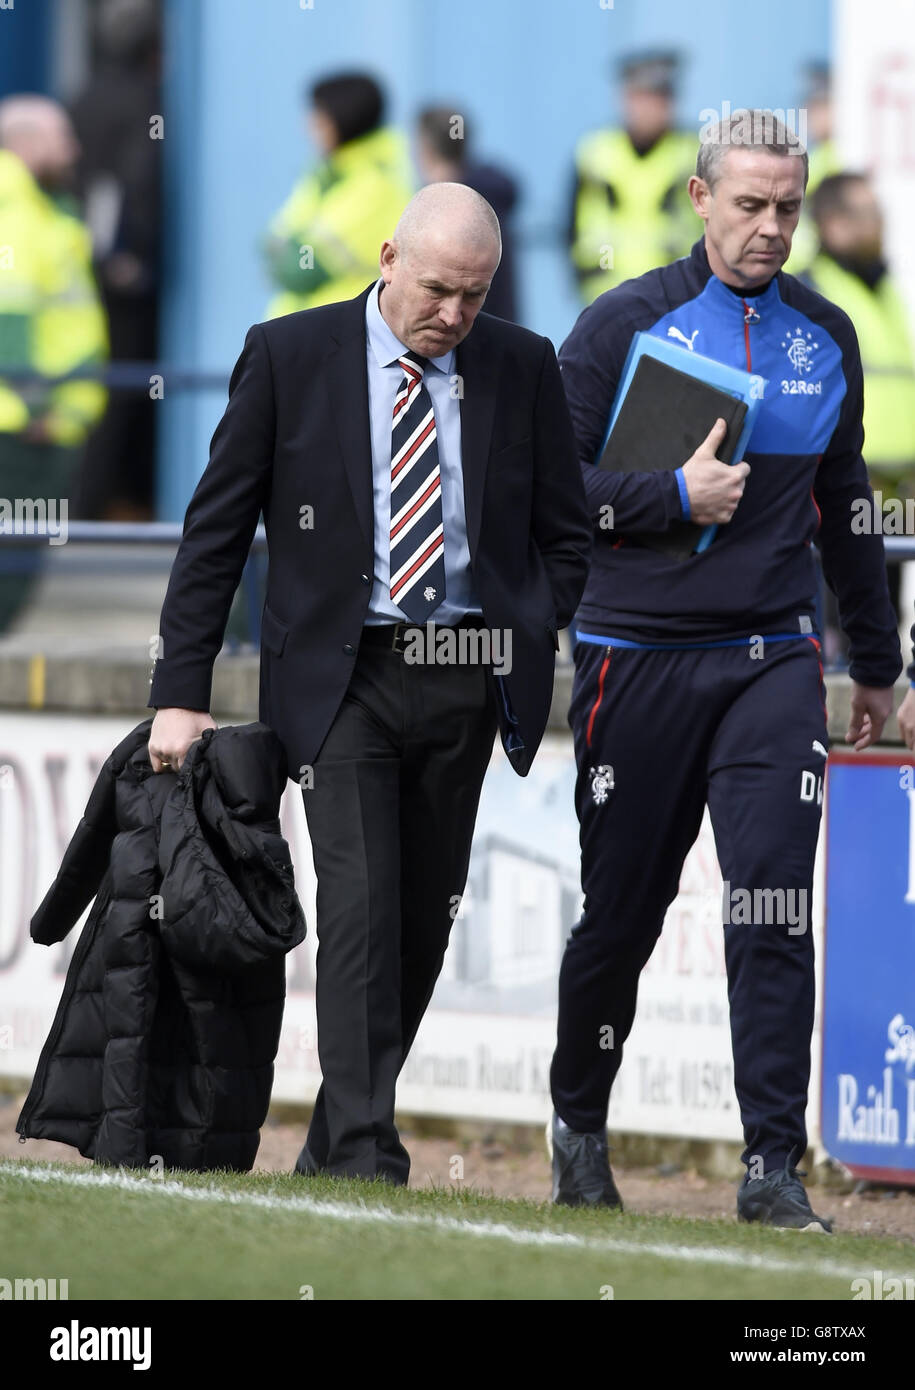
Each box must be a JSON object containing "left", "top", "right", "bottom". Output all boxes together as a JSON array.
[
  {"left": 3, "top": 524, "right": 913, "bottom": 656},
  {"left": 0, "top": 364, "right": 229, "bottom": 393},
  {"left": 2, "top": 353, "right": 914, "bottom": 654},
  {"left": 0, "top": 521, "right": 268, "bottom": 646}
]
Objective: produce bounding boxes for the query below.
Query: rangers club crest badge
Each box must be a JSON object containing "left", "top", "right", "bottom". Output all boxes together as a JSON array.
[
  {"left": 780, "top": 326, "right": 820, "bottom": 375},
  {"left": 589, "top": 765, "right": 614, "bottom": 805}
]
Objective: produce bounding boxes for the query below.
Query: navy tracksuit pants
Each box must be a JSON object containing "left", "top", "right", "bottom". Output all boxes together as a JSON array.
[{"left": 550, "top": 635, "right": 829, "bottom": 1173}]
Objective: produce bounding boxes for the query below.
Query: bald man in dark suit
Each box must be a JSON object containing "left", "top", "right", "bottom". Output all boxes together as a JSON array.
[{"left": 148, "top": 183, "right": 590, "bottom": 1183}]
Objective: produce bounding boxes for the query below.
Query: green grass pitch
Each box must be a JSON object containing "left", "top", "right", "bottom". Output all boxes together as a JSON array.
[{"left": 1, "top": 1159, "right": 912, "bottom": 1301}]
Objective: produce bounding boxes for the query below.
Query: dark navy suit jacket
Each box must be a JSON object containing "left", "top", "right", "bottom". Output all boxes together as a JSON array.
[{"left": 148, "top": 283, "right": 591, "bottom": 778}]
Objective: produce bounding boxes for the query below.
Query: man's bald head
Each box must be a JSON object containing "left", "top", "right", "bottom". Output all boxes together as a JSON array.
[
  {"left": 0, "top": 95, "right": 80, "bottom": 187},
  {"left": 378, "top": 183, "right": 502, "bottom": 357},
  {"left": 392, "top": 182, "right": 501, "bottom": 265}
]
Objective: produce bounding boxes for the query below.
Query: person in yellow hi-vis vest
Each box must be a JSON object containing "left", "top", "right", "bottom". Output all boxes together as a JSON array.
[
  {"left": 0, "top": 95, "right": 108, "bottom": 633},
  {"left": 806, "top": 174, "right": 915, "bottom": 494},
  {"left": 262, "top": 73, "right": 413, "bottom": 320},
  {"left": 568, "top": 51, "right": 696, "bottom": 303},
  {"left": 804, "top": 172, "right": 915, "bottom": 632}
]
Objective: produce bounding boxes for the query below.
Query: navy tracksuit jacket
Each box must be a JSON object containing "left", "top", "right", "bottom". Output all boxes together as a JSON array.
[{"left": 551, "top": 237, "right": 901, "bottom": 1171}]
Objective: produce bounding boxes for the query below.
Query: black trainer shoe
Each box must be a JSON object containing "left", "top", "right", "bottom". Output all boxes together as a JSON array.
[
  {"left": 548, "top": 1111, "right": 623, "bottom": 1209},
  {"left": 737, "top": 1160, "right": 833, "bottom": 1232}
]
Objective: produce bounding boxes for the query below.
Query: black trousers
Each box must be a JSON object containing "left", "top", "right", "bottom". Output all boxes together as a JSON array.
[
  {"left": 551, "top": 637, "right": 827, "bottom": 1173},
  {"left": 298, "top": 631, "right": 499, "bottom": 1183}
]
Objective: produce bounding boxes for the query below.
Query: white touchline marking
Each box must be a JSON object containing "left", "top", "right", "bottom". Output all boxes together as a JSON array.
[{"left": 0, "top": 1160, "right": 894, "bottom": 1282}]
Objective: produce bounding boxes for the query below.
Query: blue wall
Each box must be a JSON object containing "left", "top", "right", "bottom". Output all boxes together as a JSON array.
[
  {"left": 0, "top": 0, "right": 51, "bottom": 96},
  {"left": 159, "top": 0, "right": 831, "bottom": 516}
]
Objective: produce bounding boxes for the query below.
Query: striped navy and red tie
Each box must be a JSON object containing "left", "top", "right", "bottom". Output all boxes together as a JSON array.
[{"left": 389, "top": 351, "right": 446, "bottom": 622}]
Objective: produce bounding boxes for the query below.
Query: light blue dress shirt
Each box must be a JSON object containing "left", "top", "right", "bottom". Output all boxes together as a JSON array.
[{"left": 364, "top": 277, "right": 482, "bottom": 625}]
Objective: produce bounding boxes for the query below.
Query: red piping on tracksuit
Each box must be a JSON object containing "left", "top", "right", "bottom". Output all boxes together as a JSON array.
[{"left": 586, "top": 649, "right": 612, "bottom": 748}]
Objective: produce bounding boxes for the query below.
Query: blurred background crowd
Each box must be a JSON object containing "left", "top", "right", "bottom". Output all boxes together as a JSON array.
[{"left": 1, "top": 0, "right": 913, "bottom": 647}]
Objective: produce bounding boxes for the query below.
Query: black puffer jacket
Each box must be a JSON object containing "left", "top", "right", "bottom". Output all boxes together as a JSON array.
[{"left": 16, "top": 717, "right": 306, "bottom": 1171}]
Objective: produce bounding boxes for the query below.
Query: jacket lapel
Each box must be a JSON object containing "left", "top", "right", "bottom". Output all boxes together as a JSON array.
[
  {"left": 323, "top": 284, "right": 376, "bottom": 550},
  {"left": 456, "top": 318, "right": 500, "bottom": 559}
]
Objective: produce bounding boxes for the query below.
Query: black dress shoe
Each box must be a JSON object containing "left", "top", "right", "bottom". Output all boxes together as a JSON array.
[
  {"left": 293, "top": 1143, "right": 321, "bottom": 1177},
  {"left": 549, "top": 1111, "right": 623, "bottom": 1209}
]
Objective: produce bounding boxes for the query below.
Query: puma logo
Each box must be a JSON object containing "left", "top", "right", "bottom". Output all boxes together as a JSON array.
[{"left": 668, "top": 326, "right": 699, "bottom": 350}]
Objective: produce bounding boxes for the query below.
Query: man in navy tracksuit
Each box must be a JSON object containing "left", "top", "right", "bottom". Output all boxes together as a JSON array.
[{"left": 550, "top": 112, "right": 902, "bottom": 1230}]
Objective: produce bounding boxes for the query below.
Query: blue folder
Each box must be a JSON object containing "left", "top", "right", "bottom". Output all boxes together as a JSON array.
[{"left": 599, "top": 330, "right": 767, "bottom": 553}]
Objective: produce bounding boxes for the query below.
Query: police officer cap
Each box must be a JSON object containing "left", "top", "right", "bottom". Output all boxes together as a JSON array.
[
  {"left": 615, "top": 50, "right": 681, "bottom": 95},
  {"left": 803, "top": 60, "right": 831, "bottom": 102}
]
